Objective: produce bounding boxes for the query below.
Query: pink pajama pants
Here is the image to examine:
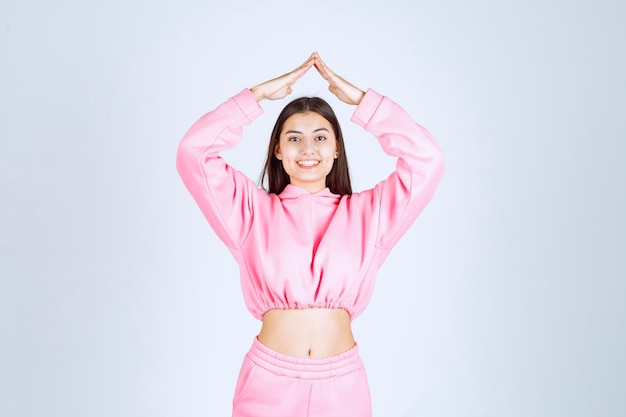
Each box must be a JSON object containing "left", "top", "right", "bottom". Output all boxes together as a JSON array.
[{"left": 232, "top": 337, "right": 372, "bottom": 417}]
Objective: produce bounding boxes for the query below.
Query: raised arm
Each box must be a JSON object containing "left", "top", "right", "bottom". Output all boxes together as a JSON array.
[
  {"left": 176, "top": 55, "right": 315, "bottom": 249},
  {"left": 312, "top": 53, "right": 445, "bottom": 250},
  {"left": 352, "top": 89, "right": 445, "bottom": 250}
]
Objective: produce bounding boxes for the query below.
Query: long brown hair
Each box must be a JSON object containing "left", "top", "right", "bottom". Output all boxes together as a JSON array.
[{"left": 259, "top": 97, "right": 352, "bottom": 195}]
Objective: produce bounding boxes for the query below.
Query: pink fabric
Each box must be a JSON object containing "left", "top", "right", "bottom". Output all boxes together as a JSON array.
[
  {"left": 176, "top": 88, "right": 444, "bottom": 320},
  {"left": 232, "top": 338, "right": 371, "bottom": 417}
]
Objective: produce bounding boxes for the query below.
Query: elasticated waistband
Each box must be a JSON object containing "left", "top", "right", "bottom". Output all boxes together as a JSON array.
[{"left": 246, "top": 336, "right": 362, "bottom": 380}]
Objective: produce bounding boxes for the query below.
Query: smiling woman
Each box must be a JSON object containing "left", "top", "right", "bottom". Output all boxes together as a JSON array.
[{"left": 176, "top": 52, "right": 445, "bottom": 417}]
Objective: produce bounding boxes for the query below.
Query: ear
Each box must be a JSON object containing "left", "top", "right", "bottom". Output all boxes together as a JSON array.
[
  {"left": 334, "top": 148, "right": 338, "bottom": 159},
  {"left": 274, "top": 144, "right": 282, "bottom": 160}
]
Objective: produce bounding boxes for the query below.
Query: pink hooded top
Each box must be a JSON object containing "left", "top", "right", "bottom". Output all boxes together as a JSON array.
[{"left": 176, "top": 88, "right": 444, "bottom": 321}]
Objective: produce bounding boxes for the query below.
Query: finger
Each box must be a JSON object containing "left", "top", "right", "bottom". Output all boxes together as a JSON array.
[
  {"left": 298, "top": 53, "right": 315, "bottom": 71},
  {"left": 314, "top": 53, "right": 333, "bottom": 75},
  {"left": 276, "top": 86, "right": 292, "bottom": 98},
  {"left": 290, "top": 56, "right": 315, "bottom": 81},
  {"left": 314, "top": 59, "right": 332, "bottom": 82},
  {"left": 314, "top": 55, "right": 336, "bottom": 83},
  {"left": 298, "top": 58, "right": 314, "bottom": 75},
  {"left": 287, "top": 68, "right": 308, "bottom": 86}
]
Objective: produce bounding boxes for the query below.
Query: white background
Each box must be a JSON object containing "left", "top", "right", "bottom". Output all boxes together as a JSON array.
[{"left": 1, "top": 1, "right": 624, "bottom": 416}]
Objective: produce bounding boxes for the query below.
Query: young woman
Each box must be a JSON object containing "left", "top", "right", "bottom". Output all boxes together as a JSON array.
[{"left": 176, "top": 52, "right": 444, "bottom": 417}]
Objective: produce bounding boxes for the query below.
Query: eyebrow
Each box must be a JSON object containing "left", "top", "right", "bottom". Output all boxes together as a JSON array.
[{"left": 283, "top": 127, "right": 330, "bottom": 135}]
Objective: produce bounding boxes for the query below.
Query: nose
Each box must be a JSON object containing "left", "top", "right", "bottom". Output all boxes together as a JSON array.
[{"left": 300, "top": 138, "right": 316, "bottom": 154}]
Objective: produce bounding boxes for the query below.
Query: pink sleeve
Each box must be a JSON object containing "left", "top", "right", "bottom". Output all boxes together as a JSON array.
[
  {"left": 351, "top": 89, "right": 445, "bottom": 250},
  {"left": 176, "top": 89, "right": 264, "bottom": 249}
]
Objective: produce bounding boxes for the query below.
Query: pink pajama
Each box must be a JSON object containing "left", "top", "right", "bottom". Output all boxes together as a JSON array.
[{"left": 232, "top": 337, "right": 372, "bottom": 417}]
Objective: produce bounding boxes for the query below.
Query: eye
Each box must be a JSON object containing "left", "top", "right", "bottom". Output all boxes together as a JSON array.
[
  {"left": 314, "top": 136, "right": 327, "bottom": 141},
  {"left": 288, "top": 136, "right": 300, "bottom": 142}
]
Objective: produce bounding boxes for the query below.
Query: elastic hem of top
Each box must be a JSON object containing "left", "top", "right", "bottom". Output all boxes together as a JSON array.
[
  {"left": 246, "top": 337, "right": 362, "bottom": 380},
  {"left": 255, "top": 305, "right": 356, "bottom": 321}
]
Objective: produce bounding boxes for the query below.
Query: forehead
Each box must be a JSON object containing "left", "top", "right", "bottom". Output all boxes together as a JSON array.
[{"left": 281, "top": 112, "right": 333, "bottom": 134}]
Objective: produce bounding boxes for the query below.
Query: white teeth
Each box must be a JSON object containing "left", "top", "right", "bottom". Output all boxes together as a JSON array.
[{"left": 298, "top": 160, "right": 319, "bottom": 167}]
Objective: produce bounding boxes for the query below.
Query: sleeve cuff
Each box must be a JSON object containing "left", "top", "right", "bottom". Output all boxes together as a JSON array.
[
  {"left": 350, "top": 88, "right": 384, "bottom": 127},
  {"left": 232, "top": 88, "right": 264, "bottom": 122}
]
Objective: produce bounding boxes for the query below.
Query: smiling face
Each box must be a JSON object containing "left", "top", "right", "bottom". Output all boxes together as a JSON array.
[
  {"left": 274, "top": 111, "right": 338, "bottom": 194},
  {"left": 261, "top": 96, "right": 352, "bottom": 196}
]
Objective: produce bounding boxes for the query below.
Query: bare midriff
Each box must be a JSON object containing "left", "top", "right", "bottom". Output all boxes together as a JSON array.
[{"left": 258, "top": 308, "right": 355, "bottom": 359}]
